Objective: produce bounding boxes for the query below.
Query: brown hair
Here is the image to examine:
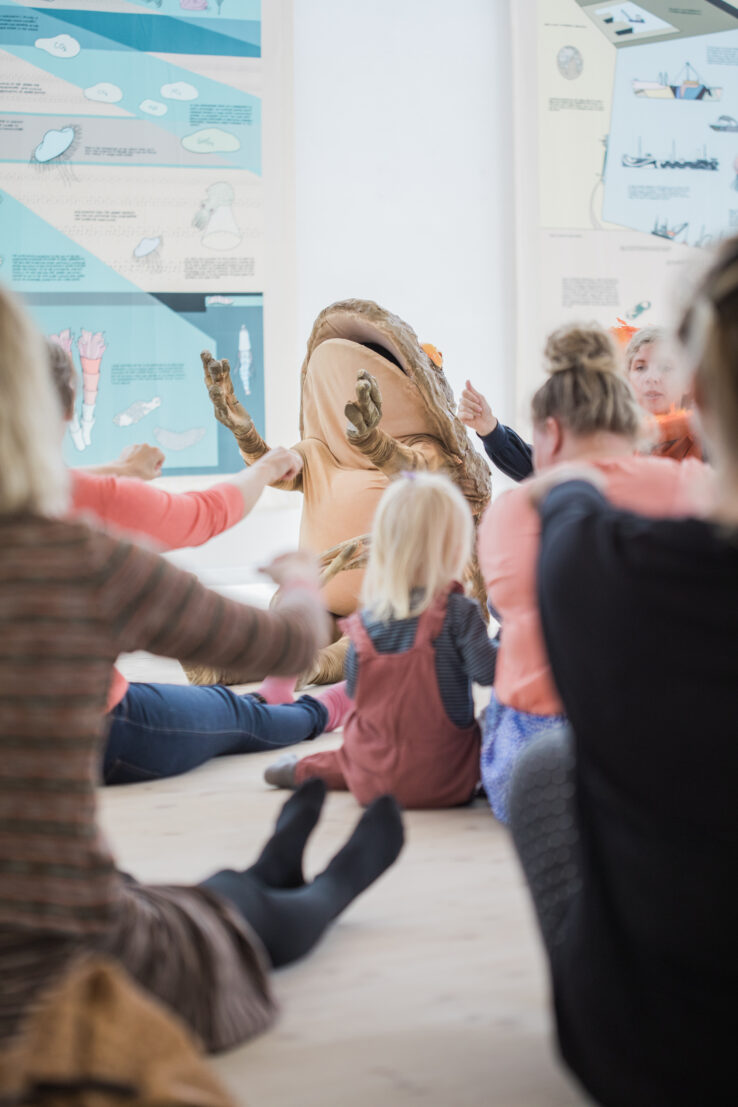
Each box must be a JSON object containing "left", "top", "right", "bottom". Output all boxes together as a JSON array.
[
  {"left": 46, "top": 339, "right": 76, "bottom": 420},
  {"left": 624, "top": 325, "right": 664, "bottom": 372},
  {"left": 677, "top": 235, "right": 738, "bottom": 461},
  {"left": 531, "top": 323, "right": 641, "bottom": 439}
]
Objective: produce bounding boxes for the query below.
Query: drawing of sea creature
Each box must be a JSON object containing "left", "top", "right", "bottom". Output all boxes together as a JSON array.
[
  {"left": 626, "top": 300, "right": 652, "bottom": 321},
  {"left": 154, "top": 426, "right": 207, "bottom": 451},
  {"left": 113, "top": 397, "right": 162, "bottom": 427}
]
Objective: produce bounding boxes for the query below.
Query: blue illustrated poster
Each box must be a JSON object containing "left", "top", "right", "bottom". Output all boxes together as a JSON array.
[{"left": 0, "top": 0, "right": 263, "bottom": 474}]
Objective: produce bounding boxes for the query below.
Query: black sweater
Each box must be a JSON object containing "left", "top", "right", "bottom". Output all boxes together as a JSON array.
[
  {"left": 537, "top": 481, "right": 738, "bottom": 1107},
  {"left": 478, "top": 422, "right": 533, "bottom": 481}
]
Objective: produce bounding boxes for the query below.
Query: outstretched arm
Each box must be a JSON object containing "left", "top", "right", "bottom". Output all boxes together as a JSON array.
[
  {"left": 345, "top": 369, "right": 440, "bottom": 476},
  {"left": 202, "top": 349, "right": 304, "bottom": 491}
]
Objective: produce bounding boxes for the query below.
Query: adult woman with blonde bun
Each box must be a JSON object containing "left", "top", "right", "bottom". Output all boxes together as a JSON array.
[
  {"left": 477, "top": 324, "right": 712, "bottom": 822},
  {"left": 460, "top": 323, "right": 702, "bottom": 476},
  {"left": 506, "top": 246, "right": 738, "bottom": 1106},
  {"left": 0, "top": 285, "right": 404, "bottom": 1052}
]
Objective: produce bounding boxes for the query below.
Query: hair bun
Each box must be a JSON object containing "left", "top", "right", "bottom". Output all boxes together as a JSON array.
[{"left": 543, "top": 324, "right": 618, "bottom": 377}]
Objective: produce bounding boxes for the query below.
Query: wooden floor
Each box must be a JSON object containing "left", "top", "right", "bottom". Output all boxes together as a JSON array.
[{"left": 102, "top": 651, "right": 590, "bottom": 1106}]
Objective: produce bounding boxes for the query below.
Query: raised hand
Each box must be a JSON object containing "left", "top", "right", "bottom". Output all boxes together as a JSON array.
[
  {"left": 458, "top": 380, "right": 497, "bottom": 437},
  {"left": 201, "top": 349, "right": 254, "bottom": 436},
  {"left": 345, "top": 369, "right": 383, "bottom": 437}
]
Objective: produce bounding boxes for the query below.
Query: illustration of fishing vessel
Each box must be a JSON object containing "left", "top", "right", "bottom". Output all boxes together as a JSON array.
[
  {"left": 710, "top": 115, "right": 738, "bottom": 132},
  {"left": 633, "top": 63, "right": 722, "bottom": 101},
  {"left": 651, "top": 218, "right": 688, "bottom": 241},
  {"left": 623, "top": 139, "right": 718, "bottom": 170}
]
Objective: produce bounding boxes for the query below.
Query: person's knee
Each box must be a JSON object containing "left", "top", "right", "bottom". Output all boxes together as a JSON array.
[{"left": 507, "top": 725, "right": 574, "bottom": 833}]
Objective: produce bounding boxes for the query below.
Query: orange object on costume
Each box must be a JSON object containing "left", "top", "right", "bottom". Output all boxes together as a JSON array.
[{"left": 421, "top": 342, "right": 443, "bottom": 368}]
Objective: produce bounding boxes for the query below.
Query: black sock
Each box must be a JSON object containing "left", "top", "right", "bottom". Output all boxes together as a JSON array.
[
  {"left": 247, "top": 778, "right": 327, "bottom": 889},
  {"left": 204, "top": 793, "right": 404, "bottom": 968},
  {"left": 317, "top": 794, "right": 405, "bottom": 918}
]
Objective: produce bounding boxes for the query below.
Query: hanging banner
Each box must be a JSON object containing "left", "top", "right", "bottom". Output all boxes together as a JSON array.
[
  {"left": 0, "top": 0, "right": 264, "bottom": 474},
  {"left": 512, "top": 0, "right": 738, "bottom": 420}
]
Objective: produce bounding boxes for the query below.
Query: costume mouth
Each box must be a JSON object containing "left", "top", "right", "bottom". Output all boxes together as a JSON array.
[
  {"left": 361, "top": 340, "right": 405, "bottom": 371},
  {"left": 313, "top": 312, "right": 412, "bottom": 377}
]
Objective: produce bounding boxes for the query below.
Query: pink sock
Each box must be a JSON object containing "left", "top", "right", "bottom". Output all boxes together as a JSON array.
[
  {"left": 257, "top": 675, "right": 299, "bottom": 705},
  {"left": 313, "top": 681, "right": 353, "bottom": 731}
]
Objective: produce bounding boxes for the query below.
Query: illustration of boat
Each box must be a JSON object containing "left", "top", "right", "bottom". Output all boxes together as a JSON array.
[
  {"left": 651, "top": 218, "right": 689, "bottom": 241},
  {"left": 622, "top": 138, "right": 718, "bottom": 170},
  {"left": 633, "top": 63, "right": 722, "bottom": 101},
  {"left": 622, "top": 136, "right": 657, "bottom": 168},
  {"left": 710, "top": 114, "right": 738, "bottom": 132}
]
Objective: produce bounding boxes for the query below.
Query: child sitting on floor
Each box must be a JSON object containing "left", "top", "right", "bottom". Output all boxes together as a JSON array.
[{"left": 264, "top": 472, "right": 497, "bottom": 808}]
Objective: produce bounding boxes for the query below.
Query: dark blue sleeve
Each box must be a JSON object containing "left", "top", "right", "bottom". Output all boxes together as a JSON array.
[
  {"left": 478, "top": 423, "right": 534, "bottom": 482},
  {"left": 344, "top": 642, "right": 358, "bottom": 698},
  {"left": 447, "top": 594, "right": 498, "bottom": 686}
]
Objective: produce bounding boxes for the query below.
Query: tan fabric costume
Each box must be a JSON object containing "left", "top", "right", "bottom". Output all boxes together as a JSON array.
[{"left": 188, "top": 299, "right": 492, "bottom": 685}]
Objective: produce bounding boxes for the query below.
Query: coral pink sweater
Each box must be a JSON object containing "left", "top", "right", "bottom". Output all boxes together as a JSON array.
[
  {"left": 69, "top": 471, "right": 245, "bottom": 709},
  {"left": 478, "top": 455, "right": 713, "bottom": 716}
]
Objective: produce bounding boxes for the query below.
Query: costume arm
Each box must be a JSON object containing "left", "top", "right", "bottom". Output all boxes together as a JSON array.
[
  {"left": 345, "top": 369, "right": 441, "bottom": 476},
  {"left": 201, "top": 349, "right": 304, "bottom": 491}
]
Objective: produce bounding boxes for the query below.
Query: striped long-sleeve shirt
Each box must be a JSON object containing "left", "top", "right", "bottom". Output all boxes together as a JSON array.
[{"left": 0, "top": 513, "right": 323, "bottom": 937}]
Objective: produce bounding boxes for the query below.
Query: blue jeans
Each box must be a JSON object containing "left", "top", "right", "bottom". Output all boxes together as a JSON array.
[{"left": 103, "top": 683, "right": 328, "bottom": 785}]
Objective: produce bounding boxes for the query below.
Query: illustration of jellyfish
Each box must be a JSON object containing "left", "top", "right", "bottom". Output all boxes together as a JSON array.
[
  {"left": 192, "top": 182, "right": 242, "bottom": 249},
  {"left": 238, "top": 325, "right": 253, "bottom": 395},
  {"left": 49, "top": 328, "right": 85, "bottom": 452},
  {"left": 154, "top": 426, "right": 206, "bottom": 451},
  {"left": 30, "top": 124, "right": 79, "bottom": 184},
  {"left": 180, "top": 0, "right": 208, "bottom": 11},
  {"left": 77, "top": 330, "right": 106, "bottom": 447},
  {"left": 133, "top": 235, "right": 163, "bottom": 272},
  {"left": 113, "top": 396, "right": 162, "bottom": 427}
]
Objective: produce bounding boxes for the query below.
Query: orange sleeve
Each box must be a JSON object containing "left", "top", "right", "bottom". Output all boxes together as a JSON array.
[{"left": 70, "top": 470, "right": 244, "bottom": 551}]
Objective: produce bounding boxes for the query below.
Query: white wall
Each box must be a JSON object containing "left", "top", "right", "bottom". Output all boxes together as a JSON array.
[
  {"left": 169, "top": 0, "right": 518, "bottom": 576},
  {"left": 292, "top": 0, "right": 516, "bottom": 417}
]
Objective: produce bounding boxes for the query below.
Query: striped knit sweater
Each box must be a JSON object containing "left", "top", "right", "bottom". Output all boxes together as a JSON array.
[{"left": 0, "top": 514, "right": 323, "bottom": 937}]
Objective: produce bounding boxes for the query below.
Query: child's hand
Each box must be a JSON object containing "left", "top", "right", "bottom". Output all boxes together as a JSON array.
[
  {"left": 261, "top": 551, "right": 321, "bottom": 591},
  {"left": 525, "top": 463, "right": 607, "bottom": 507},
  {"left": 458, "top": 381, "right": 497, "bottom": 436}
]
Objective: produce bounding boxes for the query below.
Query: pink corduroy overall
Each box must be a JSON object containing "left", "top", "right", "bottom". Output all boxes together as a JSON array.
[{"left": 294, "top": 585, "right": 481, "bottom": 808}]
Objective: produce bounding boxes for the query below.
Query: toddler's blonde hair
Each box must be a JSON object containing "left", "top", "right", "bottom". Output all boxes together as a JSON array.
[
  {"left": 361, "top": 471, "right": 473, "bottom": 622},
  {"left": 0, "top": 284, "right": 68, "bottom": 516}
]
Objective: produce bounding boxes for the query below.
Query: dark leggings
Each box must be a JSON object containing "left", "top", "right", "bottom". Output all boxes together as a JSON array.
[
  {"left": 201, "top": 867, "right": 352, "bottom": 968},
  {"left": 200, "top": 789, "right": 403, "bottom": 968},
  {"left": 507, "top": 726, "right": 582, "bottom": 952}
]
